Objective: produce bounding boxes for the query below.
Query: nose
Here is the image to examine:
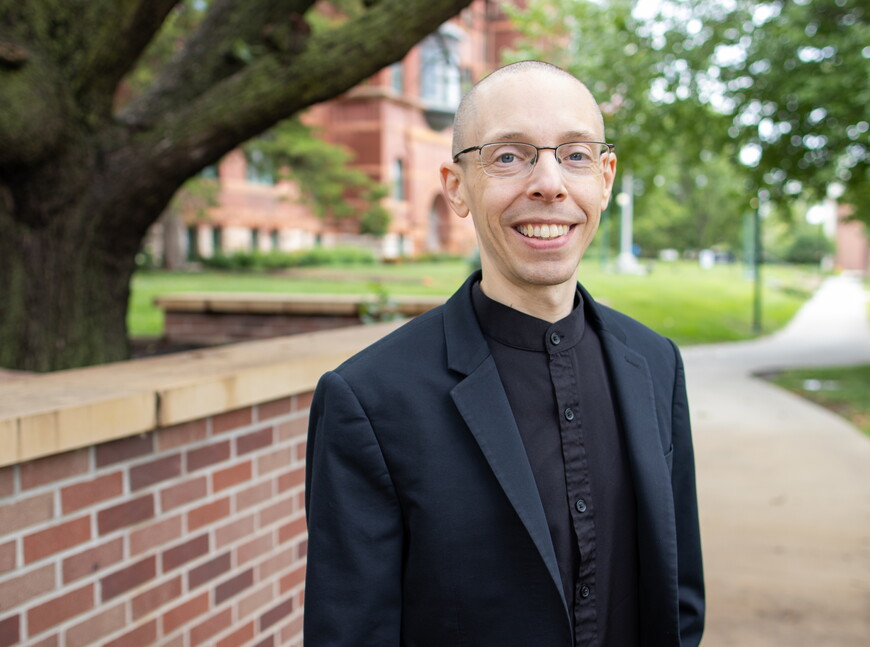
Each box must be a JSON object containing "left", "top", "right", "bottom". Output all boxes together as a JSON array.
[{"left": 527, "top": 149, "right": 566, "bottom": 202}]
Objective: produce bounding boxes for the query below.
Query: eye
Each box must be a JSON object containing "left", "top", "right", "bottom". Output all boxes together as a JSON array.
[
  {"left": 485, "top": 144, "right": 533, "bottom": 167},
  {"left": 560, "top": 144, "right": 594, "bottom": 165}
]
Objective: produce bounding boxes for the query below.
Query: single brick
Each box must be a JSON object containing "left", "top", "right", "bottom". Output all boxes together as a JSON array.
[
  {"left": 296, "top": 538, "right": 308, "bottom": 560},
  {"left": 215, "top": 568, "right": 254, "bottom": 605},
  {"left": 0, "top": 615, "right": 19, "bottom": 647},
  {"left": 162, "top": 592, "right": 209, "bottom": 635},
  {"left": 63, "top": 537, "right": 124, "bottom": 583},
  {"left": 188, "top": 496, "right": 230, "bottom": 532},
  {"left": 24, "top": 515, "right": 91, "bottom": 563},
  {"left": 216, "top": 621, "right": 255, "bottom": 647},
  {"left": 212, "top": 407, "right": 253, "bottom": 435},
  {"left": 102, "top": 619, "right": 157, "bottom": 647},
  {"left": 161, "top": 475, "right": 208, "bottom": 512},
  {"left": 292, "top": 392, "right": 314, "bottom": 411},
  {"left": 188, "top": 552, "right": 231, "bottom": 590},
  {"left": 259, "top": 496, "right": 294, "bottom": 528},
  {"left": 186, "top": 440, "right": 230, "bottom": 473},
  {"left": 213, "top": 460, "right": 252, "bottom": 492},
  {"left": 0, "top": 540, "right": 15, "bottom": 574},
  {"left": 279, "top": 565, "right": 306, "bottom": 594},
  {"left": 280, "top": 614, "right": 304, "bottom": 644},
  {"left": 276, "top": 417, "right": 307, "bottom": 444},
  {"left": 278, "top": 517, "right": 307, "bottom": 546},
  {"left": 0, "top": 466, "right": 15, "bottom": 498},
  {"left": 98, "top": 494, "right": 154, "bottom": 535},
  {"left": 237, "top": 534, "right": 274, "bottom": 567},
  {"left": 189, "top": 608, "right": 232, "bottom": 646},
  {"left": 259, "top": 597, "right": 294, "bottom": 631},
  {"left": 130, "top": 454, "right": 181, "bottom": 491},
  {"left": 129, "top": 514, "right": 182, "bottom": 555},
  {"left": 256, "top": 447, "right": 293, "bottom": 476},
  {"left": 156, "top": 419, "right": 207, "bottom": 451},
  {"left": 131, "top": 575, "right": 182, "bottom": 620},
  {"left": 236, "top": 481, "right": 273, "bottom": 512},
  {"left": 0, "top": 492, "right": 53, "bottom": 535},
  {"left": 256, "top": 547, "right": 295, "bottom": 582},
  {"left": 100, "top": 556, "right": 156, "bottom": 601},
  {"left": 256, "top": 397, "right": 293, "bottom": 422},
  {"left": 236, "top": 427, "right": 272, "bottom": 456},
  {"left": 0, "top": 563, "right": 55, "bottom": 608},
  {"left": 19, "top": 449, "right": 89, "bottom": 490},
  {"left": 253, "top": 636, "right": 274, "bottom": 647},
  {"left": 64, "top": 602, "right": 125, "bottom": 646},
  {"left": 277, "top": 467, "right": 305, "bottom": 493},
  {"left": 95, "top": 434, "right": 153, "bottom": 468},
  {"left": 61, "top": 471, "right": 123, "bottom": 514},
  {"left": 238, "top": 583, "right": 273, "bottom": 621},
  {"left": 162, "top": 533, "right": 209, "bottom": 572},
  {"left": 27, "top": 583, "right": 94, "bottom": 635}
]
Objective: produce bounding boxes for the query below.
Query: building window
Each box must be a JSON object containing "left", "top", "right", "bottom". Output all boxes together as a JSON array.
[
  {"left": 212, "top": 226, "right": 223, "bottom": 254},
  {"left": 420, "top": 26, "right": 462, "bottom": 113},
  {"left": 186, "top": 225, "right": 199, "bottom": 261},
  {"left": 271, "top": 229, "right": 280, "bottom": 251},
  {"left": 251, "top": 228, "right": 260, "bottom": 251},
  {"left": 390, "top": 62, "right": 404, "bottom": 94},
  {"left": 392, "top": 159, "right": 406, "bottom": 202},
  {"left": 245, "top": 150, "right": 275, "bottom": 185}
]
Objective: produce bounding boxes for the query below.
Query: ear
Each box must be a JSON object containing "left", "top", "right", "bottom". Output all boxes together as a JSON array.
[
  {"left": 440, "top": 162, "right": 471, "bottom": 218},
  {"left": 600, "top": 152, "right": 617, "bottom": 210}
]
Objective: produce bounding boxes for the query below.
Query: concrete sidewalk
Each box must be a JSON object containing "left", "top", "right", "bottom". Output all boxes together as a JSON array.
[{"left": 682, "top": 276, "right": 870, "bottom": 646}]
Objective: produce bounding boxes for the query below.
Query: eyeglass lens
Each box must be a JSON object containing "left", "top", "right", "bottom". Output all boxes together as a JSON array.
[{"left": 480, "top": 143, "right": 608, "bottom": 177}]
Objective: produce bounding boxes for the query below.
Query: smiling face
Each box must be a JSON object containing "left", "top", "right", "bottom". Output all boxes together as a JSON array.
[{"left": 441, "top": 66, "right": 616, "bottom": 316}]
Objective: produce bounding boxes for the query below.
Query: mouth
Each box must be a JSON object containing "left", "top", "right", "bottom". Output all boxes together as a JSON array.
[{"left": 515, "top": 223, "right": 573, "bottom": 240}]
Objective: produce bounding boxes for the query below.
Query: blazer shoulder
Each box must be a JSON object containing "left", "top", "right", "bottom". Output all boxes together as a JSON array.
[
  {"left": 334, "top": 304, "right": 448, "bottom": 380},
  {"left": 592, "top": 299, "right": 681, "bottom": 370}
]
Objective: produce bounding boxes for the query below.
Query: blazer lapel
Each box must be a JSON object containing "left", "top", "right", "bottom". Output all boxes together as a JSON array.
[
  {"left": 443, "top": 275, "right": 570, "bottom": 620},
  {"left": 592, "top": 303, "right": 680, "bottom": 637}
]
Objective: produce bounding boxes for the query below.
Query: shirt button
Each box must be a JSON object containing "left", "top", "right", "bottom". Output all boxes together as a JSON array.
[
  {"left": 550, "top": 332, "right": 561, "bottom": 345},
  {"left": 575, "top": 498, "right": 587, "bottom": 513},
  {"left": 580, "top": 584, "right": 591, "bottom": 598},
  {"left": 564, "top": 407, "right": 574, "bottom": 421}
]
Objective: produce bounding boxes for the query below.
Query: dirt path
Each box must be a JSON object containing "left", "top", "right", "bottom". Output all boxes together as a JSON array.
[{"left": 682, "top": 276, "right": 870, "bottom": 645}]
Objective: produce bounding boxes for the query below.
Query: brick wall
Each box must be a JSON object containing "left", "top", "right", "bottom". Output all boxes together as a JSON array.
[{"left": 0, "top": 393, "right": 311, "bottom": 647}]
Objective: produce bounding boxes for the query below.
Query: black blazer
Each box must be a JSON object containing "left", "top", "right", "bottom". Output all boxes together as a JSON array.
[{"left": 305, "top": 273, "right": 704, "bottom": 647}]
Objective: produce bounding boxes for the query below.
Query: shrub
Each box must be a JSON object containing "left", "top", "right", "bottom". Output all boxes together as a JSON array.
[{"left": 200, "top": 247, "right": 376, "bottom": 270}]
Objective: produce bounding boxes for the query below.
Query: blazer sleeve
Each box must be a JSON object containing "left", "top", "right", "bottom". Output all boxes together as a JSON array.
[
  {"left": 669, "top": 340, "right": 706, "bottom": 646},
  {"left": 304, "top": 370, "right": 403, "bottom": 647}
]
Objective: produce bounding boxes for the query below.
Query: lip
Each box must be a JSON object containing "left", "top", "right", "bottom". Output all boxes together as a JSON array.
[{"left": 512, "top": 222, "right": 577, "bottom": 249}]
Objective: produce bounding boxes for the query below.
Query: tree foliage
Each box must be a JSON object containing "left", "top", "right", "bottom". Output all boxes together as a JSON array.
[
  {"left": 245, "top": 118, "right": 391, "bottom": 235},
  {"left": 0, "top": 0, "right": 474, "bottom": 371}
]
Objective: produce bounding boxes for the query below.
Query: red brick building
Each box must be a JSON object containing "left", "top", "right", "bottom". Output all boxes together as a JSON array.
[{"left": 150, "top": 0, "right": 523, "bottom": 264}]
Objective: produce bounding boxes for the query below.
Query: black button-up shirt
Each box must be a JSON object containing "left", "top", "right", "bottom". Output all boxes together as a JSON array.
[{"left": 472, "top": 282, "right": 639, "bottom": 646}]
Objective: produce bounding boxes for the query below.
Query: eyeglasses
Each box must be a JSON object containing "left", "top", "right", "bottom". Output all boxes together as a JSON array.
[{"left": 453, "top": 141, "right": 615, "bottom": 178}]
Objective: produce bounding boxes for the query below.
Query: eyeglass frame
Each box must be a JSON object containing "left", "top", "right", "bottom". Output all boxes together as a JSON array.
[{"left": 452, "top": 141, "right": 615, "bottom": 177}]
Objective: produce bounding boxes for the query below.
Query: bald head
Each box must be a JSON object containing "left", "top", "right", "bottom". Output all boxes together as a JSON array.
[{"left": 451, "top": 61, "right": 605, "bottom": 157}]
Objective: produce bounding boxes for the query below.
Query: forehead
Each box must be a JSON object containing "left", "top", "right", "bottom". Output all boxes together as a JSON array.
[{"left": 470, "top": 71, "right": 602, "bottom": 143}]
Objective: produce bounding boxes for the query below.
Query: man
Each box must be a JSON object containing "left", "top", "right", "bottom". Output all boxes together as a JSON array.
[{"left": 305, "top": 61, "right": 704, "bottom": 646}]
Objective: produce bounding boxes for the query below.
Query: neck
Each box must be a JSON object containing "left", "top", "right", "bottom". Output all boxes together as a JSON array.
[{"left": 479, "top": 275, "right": 576, "bottom": 323}]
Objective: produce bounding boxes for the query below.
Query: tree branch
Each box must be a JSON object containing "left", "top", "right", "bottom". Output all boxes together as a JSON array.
[
  {"left": 120, "top": 0, "right": 317, "bottom": 126},
  {"left": 73, "top": 0, "right": 181, "bottom": 114}
]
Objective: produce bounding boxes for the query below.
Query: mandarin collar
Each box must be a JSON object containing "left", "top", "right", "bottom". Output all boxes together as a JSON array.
[{"left": 472, "top": 280, "right": 586, "bottom": 353}]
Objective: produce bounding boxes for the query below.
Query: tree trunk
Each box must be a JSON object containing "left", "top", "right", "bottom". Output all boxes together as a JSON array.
[{"left": 0, "top": 205, "right": 136, "bottom": 372}]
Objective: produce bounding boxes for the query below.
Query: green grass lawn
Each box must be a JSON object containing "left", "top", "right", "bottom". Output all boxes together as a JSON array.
[
  {"left": 129, "top": 259, "right": 822, "bottom": 347},
  {"left": 770, "top": 364, "right": 870, "bottom": 437}
]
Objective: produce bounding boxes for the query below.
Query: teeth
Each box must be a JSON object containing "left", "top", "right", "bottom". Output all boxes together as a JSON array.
[{"left": 517, "top": 224, "right": 570, "bottom": 239}]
